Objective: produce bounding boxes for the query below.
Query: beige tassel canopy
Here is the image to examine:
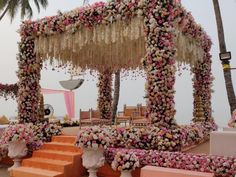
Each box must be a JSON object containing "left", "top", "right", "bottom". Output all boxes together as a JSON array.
[{"left": 35, "top": 16, "right": 204, "bottom": 71}]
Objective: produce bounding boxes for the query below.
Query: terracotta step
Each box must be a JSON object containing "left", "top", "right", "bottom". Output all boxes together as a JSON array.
[
  {"left": 33, "top": 149, "right": 82, "bottom": 162},
  {"left": 11, "top": 166, "right": 64, "bottom": 177},
  {"left": 22, "top": 157, "right": 72, "bottom": 173},
  {"left": 42, "top": 142, "right": 80, "bottom": 152},
  {"left": 52, "top": 136, "right": 77, "bottom": 144}
]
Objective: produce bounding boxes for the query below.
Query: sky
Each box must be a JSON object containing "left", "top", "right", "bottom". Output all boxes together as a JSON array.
[{"left": 0, "top": 0, "right": 236, "bottom": 126}]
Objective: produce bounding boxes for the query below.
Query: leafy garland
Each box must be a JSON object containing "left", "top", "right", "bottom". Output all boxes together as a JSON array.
[
  {"left": 97, "top": 69, "right": 113, "bottom": 119},
  {"left": 0, "top": 83, "right": 18, "bottom": 100}
]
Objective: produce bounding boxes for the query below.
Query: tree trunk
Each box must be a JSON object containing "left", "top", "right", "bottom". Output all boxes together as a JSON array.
[
  {"left": 0, "top": 5, "right": 9, "bottom": 21},
  {"left": 112, "top": 70, "right": 120, "bottom": 123},
  {"left": 212, "top": 0, "right": 236, "bottom": 114}
]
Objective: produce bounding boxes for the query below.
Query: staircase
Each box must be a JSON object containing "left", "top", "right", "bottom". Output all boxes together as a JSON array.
[{"left": 11, "top": 136, "right": 86, "bottom": 177}]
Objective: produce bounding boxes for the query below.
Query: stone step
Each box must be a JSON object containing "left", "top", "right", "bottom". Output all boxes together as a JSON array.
[
  {"left": 11, "top": 167, "right": 64, "bottom": 177},
  {"left": 33, "top": 149, "right": 82, "bottom": 162},
  {"left": 52, "top": 136, "right": 77, "bottom": 144},
  {"left": 42, "top": 142, "right": 80, "bottom": 152},
  {"left": 22, "top": 157, "right": 73, "bottom": 173}
]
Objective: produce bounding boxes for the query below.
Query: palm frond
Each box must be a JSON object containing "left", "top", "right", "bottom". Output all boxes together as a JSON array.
[
  {"left": 0, "top": 0, "right": 9, "bottom": 12},
  {"left": 21, "top": 0, "right": 32, "bottom": 19},
  {"left": 38, "top": 0, "right": 48, "bottom": 9},
  {"left": 7, "top": 0, "right": 19, "bottom": 22},
  {"left": 33, "top": 0, "right": 40, "bottom": 13}
]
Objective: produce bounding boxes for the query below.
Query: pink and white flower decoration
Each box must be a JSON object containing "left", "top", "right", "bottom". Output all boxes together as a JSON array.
[
  {"left": 111, "top": 151, "right": 140, "bottom": 171},
  {"left": 76, "top": 126, "right": 112, "bottom": 150}
]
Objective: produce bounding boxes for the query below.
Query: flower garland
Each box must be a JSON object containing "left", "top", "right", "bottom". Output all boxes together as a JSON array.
[
  {"left": 0, "top": 83, "right": 18, "bottom": 100},
  {"left": 76, "top": 126, "right": 112, "bottom": 150},
  {"left": 111, "top": 151, "right": 140, "bottom": 171},
  {"left": 105, "top": 148, "right": 236, "bottom": 177},
  {"left": 179, "top": 121, "right": 217, "bottom": 148},
  {"left": 97, "top": 69, "right": 113, "bottom": 120},
  {"left": 99, "top": 121, "right": 216, "bottom": 151},
  {"left": 17, "top": 37, "right": 42, "bottom": 123}
]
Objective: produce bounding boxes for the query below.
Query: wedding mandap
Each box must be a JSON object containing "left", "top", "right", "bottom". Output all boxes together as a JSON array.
[{"left": 1, "top": 0, "right": 236, "bottom": 177}]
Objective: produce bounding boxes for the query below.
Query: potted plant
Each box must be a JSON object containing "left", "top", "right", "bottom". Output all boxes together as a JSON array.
[
  {"left": 76, "top": 126, "right": 112, "bottom": 177},
  {"left": 111, "top": 151, "right": 139, "bottom": 177},
  {"left": 1, "top": 123, "right": 34, "bottom": 170}
]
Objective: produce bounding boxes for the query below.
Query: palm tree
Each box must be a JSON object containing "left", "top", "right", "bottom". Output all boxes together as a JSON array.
[
  {"left": 0, "top": 0, "right": 48, "bottom": 21},
  {"left": 212, "top": 0, "right": 236, "bottom": 114},
  {"left": 112, "top": 70, "right": 120, "bottom": 123}
]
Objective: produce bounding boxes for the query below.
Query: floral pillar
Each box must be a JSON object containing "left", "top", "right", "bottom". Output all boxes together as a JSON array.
[
  {"left": 193, "top": 54, "right": 213, "bottom": 122},
  {"left": 142, "top": 0, "right": 177, "bottom": 128},
  {"left": 17, "top": 36, "right": 42, "bottom": 123},
  {"left": 97, "top": 69, "right": 113, "bottom": 120}
]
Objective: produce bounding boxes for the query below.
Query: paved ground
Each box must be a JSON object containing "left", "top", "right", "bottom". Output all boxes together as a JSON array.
[{"left": 0, "top": 165, "right": 10, "bottom": 177}]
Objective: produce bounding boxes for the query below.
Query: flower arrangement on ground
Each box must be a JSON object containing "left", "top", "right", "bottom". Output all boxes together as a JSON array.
[
  {"left": 111, "top": 151, "right": 139, "bottom": 172},
  {"left": 106, "top": 148, "right": 236, "bottom": 177},
  {"left": 76, "top": 126, "right": 111, "bottom": 150},
  {"left": 60, "top": 119, "right": 80, "bottom": 127}
]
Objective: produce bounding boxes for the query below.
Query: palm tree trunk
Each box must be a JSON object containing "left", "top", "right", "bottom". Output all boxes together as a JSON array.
[
  {"left": 0, "top": 5, "right": 9, "bottom": 21},
  {"left": 112, "top": 70, "right": 120, "bottom": 123},
  {"left": 213, "top": 0, "right": 236, "bottom": 113}
]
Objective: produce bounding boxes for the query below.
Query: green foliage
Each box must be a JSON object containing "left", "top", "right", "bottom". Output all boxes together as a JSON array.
[{"left": 0, "top": 0, "right": 48, "bottom": 22}]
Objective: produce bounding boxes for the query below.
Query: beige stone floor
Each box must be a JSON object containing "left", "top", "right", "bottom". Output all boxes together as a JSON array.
[{"left": 0, "top": 165, "right": 10, "bottom": 177}]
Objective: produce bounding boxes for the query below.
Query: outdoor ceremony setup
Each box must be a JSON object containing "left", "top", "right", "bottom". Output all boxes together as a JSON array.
[{"left": 1, "top": 0, "right": 236, "bottom": 177}]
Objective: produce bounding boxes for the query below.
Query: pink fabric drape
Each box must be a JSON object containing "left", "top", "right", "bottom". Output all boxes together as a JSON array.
[
  {"left": 64, "top": 91, "right": 75, "bottom": 118},
  {"left": 41, "top": 88, "right": 75, "bottom": 119}
]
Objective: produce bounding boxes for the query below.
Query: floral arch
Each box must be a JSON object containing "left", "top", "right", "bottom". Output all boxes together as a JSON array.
[{"left": 18, "top": 0, "right": 213, "bottom": 128}]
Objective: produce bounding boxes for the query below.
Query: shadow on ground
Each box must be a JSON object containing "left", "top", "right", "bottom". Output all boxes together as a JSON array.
[{"left": 0, "top": 165, "right": 10, "bottom": 177}]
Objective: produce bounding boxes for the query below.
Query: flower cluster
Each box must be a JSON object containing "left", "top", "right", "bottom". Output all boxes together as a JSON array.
[
  {"left": 117, "top": 124, "right": 214, "bottom": 151},
  {"left": 111, "top": 151, "right": 139, "bottom": 171},
  {"left": 60, "top": 119, "right": 80, "bottom": 127},
  {"left": 19, "top": 1, "right": 139, "bottom": 38},
  {"left": 0, "top": 123, "right": 34, "bottom": 144},
  {"left": 0, "top": 83, "right": 18, "bottom": 100},
  {"left": 32, "top": 121, "right": 62, "bottom": 142},
  {"left": 99, "top": 122, "right": 215, "bottom": 151},
  {"left": 76, "top": 126, "right": 112, "bottom": 149},
  {"left": 27, "top": 122, "right": 62, "bottom": 155},
  {"left": 105, "top": 148, "right": 236, "bottom": 177},
  {"left": 179, "top": 121, "right": 217, "bottom": 148},
  {"left": 228, "top": 109, "right": 236, "bottom": 128},
  {"left": 0, "top": 122, "right": 62, "bottom": 155},
  {"left": 97, "top": 69, "right": 113, "bottom": 120},
  {"left": 17, "top": 37, "right": 42, "bottom": 123},
  {"left": 110, "top": 126, "right": 181, "bottom": 151}
]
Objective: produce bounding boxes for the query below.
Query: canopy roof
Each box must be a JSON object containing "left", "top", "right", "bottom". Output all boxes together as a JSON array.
[{"left": 20, "top": 0, "right": 210, "bottom": 71}]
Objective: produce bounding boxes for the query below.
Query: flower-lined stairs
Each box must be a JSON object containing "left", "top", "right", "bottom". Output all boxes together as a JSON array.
[{"left": 11, "top": 135, "right": 86, "bottom": 177}]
